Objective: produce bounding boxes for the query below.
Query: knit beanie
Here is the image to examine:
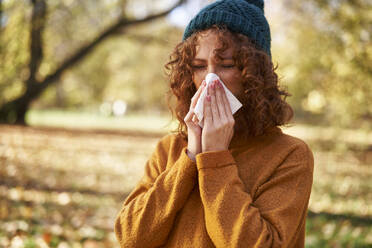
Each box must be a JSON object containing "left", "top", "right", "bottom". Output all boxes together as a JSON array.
[{"left": 182, "top": 0, "right": 271, "bottom": 58}]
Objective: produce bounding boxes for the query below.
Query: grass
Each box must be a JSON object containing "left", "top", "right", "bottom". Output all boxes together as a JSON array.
[
  {"left": 26, "top": 109, "right": 372, "bottom": 147},
  {"left": 26, "top": 109, "right": 178, "bottom": 133}
]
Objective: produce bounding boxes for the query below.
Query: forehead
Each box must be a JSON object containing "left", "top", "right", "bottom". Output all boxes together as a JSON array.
[{"left": 194, "top": 30, "right": 234, "bottom": 58}]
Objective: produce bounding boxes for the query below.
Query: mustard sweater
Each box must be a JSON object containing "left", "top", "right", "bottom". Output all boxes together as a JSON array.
[{"left": 114, "top": 126, "right": 314, "bottom": 248}]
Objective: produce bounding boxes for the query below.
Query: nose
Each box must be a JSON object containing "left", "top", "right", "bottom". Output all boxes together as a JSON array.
[
  {"left": 207, "top": 63, "right": 217, "bottom": 74},
  {"left": 203, "top": 64, "right": 217, "bottom": 80}
]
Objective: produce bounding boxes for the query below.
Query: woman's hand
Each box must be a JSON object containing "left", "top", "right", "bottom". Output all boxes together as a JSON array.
[
  {"left": 184, "top": 80, "right": 207, "bottom": 161},
  {"left": 202, "top": 79, "right": 235, "bottom": 152}
]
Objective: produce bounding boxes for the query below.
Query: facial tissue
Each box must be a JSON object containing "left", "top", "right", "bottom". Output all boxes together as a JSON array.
[{"left": 193, "top": 73, "right": 243, "bottom": 128}]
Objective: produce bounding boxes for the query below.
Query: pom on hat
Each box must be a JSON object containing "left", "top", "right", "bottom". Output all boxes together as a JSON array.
[{"left": 244, "top": 0, "right": 264, "bottom": 13}]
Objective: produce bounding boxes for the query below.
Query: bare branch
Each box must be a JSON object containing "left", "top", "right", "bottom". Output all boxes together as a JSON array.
[{"left": 36, "top": 0, "right": 186, "bottom": 92}]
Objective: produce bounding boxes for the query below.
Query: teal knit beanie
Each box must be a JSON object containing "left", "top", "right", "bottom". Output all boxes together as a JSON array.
[{"left": 182, "top": 0, "right": 271, "bottom": 58}]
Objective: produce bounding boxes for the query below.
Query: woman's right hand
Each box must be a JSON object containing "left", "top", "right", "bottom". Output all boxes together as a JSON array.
[{"left": 183, "top": 80, "right": 206, "bottom": 161}]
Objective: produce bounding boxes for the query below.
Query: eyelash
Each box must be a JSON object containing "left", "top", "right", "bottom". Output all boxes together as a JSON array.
[{"left": 191, "top": 65, "right": 235, "bottom": 70}]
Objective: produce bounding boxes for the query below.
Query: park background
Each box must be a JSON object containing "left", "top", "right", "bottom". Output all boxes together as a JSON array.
[{"left": 0, "top": 0, "right": 371, "bottom": 247}]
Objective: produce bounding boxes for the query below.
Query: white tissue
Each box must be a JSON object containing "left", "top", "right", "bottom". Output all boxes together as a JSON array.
[{"left": 193, "top": 73, "right": 243, "bottom": 128}]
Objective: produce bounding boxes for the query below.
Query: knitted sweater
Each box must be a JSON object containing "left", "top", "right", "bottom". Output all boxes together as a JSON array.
[{"left": 114, "top": 126, "right": 314, "bottom": 248}]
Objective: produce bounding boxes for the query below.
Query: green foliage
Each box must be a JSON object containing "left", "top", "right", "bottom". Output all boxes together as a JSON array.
[
  {"left": 98, "top": 22, "right": 183, "bottom": 112},
  {"left": 32, "top": 19, "right": 183, "bottom": 112},
  {"left": 275, "top": 0, "right": 372, "bottom": 130},
  {"left": 0, "top": 1, "right": 30, "bottom": 104}
]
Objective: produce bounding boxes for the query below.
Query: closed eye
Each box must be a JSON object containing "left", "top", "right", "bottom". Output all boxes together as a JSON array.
[
  {"left": 222, "top": 64, "right": 235, "bottom": 68},
  {"left": 191, "top": 65, "right": 205, "bottom": 69},
  {"left": 191, "top": 65, "right": 235, "bottom": 69}
]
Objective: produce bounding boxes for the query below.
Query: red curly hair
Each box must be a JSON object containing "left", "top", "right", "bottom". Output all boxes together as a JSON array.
[{"left": 164, "top": 24, "right": 294, "bottom": 142}]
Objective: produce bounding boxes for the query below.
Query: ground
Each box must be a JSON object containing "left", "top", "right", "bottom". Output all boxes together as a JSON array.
[{"left": 0, "top": 122, "right": 371, "bottom": 247}]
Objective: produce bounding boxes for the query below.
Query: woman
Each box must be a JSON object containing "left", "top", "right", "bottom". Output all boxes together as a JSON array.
[{"left": 114, "top": 0, "right": 314, "bottom": 247}]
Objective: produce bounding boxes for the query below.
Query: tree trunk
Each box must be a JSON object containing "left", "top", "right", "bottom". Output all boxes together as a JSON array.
[{"left": 0, "top": 86, "right": 39, "bottom": 124}]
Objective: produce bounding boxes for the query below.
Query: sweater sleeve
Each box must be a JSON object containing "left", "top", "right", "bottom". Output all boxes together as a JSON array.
[
  {"left": 114, "top": 137, "right": 197, "bottom": 248},
  {"left": 195, "top": 142, "right": 314, "bottom": 248}
]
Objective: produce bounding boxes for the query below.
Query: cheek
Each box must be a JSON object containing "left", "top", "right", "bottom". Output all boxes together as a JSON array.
[
  {"left": 222, "top": 71, "right": 244, "bottom": 94},
  {"left": 192, "top": 72, "right": 204, "bottom": 87}
]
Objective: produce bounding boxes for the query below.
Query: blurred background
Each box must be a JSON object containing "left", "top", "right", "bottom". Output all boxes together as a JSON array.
[{"left": 0, "top": 0, "right": 371, "bottom": 247}]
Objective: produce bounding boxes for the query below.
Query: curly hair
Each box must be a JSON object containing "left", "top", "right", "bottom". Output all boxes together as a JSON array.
[{"left": 164, "top": 24, "right": 294, "bottom": 142}]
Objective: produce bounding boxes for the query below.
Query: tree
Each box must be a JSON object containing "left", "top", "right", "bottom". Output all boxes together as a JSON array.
[
  {"left": 0, "top": 0, "right": 186, "bottom": 124},
  {"left": 277, "top": 0, "right": 372, "bottom": 129}
]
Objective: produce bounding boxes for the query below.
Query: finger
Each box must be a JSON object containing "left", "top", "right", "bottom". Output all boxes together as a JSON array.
[
  {"left": 191, "top": 80, "right": 206, "bottom": 109},
  {"left": 192, "top": 114, "right": 199, "bottom": 124},
  {"left": 209, "top": 81, "right": 219, "bottom": 122},
  {"left": 220, "top": 84, "right": 233, "bottom": 118},
  {"left": 204, "top": 88, "right": 213, "bottom": 126},
  {"left": 184, "top": 109, "right": 193, "bottom": 122},
  {"left": 219, "top": 93, "right": 235, "bottom": 133},
  {"left": 215, "top": 80, "right": 228, "bottom": 120},
  {"left": 184, "top": 111, "right": 200, "bottom": 128},
  {"left": 188, "top": 82, "right": 205, "bottom": 125}
]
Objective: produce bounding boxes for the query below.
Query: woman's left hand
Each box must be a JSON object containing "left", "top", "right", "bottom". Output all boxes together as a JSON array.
[{"left": 202, "top": 79, "right": 235, "bottom": 152}]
